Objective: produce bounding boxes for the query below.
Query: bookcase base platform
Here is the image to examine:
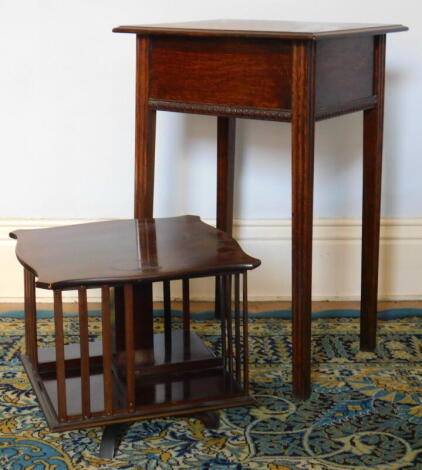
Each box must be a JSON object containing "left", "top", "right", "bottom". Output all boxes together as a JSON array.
[{"left": 21, "top": 341, "right": 254, "bottom": 433}]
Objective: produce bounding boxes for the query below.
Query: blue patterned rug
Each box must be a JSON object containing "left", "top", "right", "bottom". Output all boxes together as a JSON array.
[{"left": 0, "top": 309, "right": 422, "bottom": 469}]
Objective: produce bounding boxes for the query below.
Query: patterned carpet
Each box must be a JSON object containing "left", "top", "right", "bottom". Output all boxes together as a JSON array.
[{"left": 0, "top": 309, "right": 422, "bottom": 469}]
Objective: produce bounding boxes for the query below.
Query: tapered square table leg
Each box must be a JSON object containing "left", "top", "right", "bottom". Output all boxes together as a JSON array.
[
  {"left": 360, "top": 35, "right": 386, "bottom": 352},
  {"left": 291, "top": 40, "right": 316, "bottom": 400},
  {"left": 215, "top": 117, "right": 236, "bottom": 319}
]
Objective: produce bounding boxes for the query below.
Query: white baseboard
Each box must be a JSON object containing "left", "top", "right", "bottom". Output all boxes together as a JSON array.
[{"left": 1, "top": 217, "right": 422, "bottom": 303}]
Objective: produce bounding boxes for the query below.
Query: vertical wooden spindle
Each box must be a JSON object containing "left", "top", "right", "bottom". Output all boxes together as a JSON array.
[
  {"left": 181, "top": 281, "right": 192, "bottom": 406},
  {"left": 101, "top": 286, "right": 113, "bottom": 415},
  {"left": 124, "top": 284, "right": 136, "bottom": 412},
  {"left": 225, "top": 275, "right": 234, "bottom": 377},
  {"left": 242, "top": 272, "right": 249, "bottom": 393},
  {"left": 78, "top": 286, "right": 91, "bottom": 418},
  {"left": 163, "top": 280, "right": 172, "bottom": 361},
  {"left": 219, "top": 276, "right": 227, "bottom": 369},
  {"left": 182, "top": 279, "right": 191, "bottom": 359},
  {"left": 114, "top": 286, "right": 125, "bottom": 353},
  {"left": 24, "top": 268, "right": 38, "bottom": 366},
  {"left": 164, "top": 380, "right": 172, "bottom": 402},
  {"left": 234, "top": 273, "right": 241, "bottom": 384},
  {"left": 53, "top": 290, "right": 66, "bottom": 421}
]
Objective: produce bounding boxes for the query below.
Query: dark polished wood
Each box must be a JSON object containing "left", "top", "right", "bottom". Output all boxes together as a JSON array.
[
  {"left": 291, "top": 40, "right": 316, "bottom": 400},
  {"left": 18, "top": 278, "right": 255, "bottom": 432},
  {"left": 316, "top": 96, "right": 378, "bottom": 121},
  {"left": 78, "top": 286, "right": 91, "bottom": 419},
  {"left": 218, "top": 276, "right": 227, "bottom": 369},
  {"left": 242, "top": 272, "right": 249, "bottom": 393},
  {"left": 24, "top": 268, "right": 37, "bottom": 366},
  {"left": 225, "top": 276, "right": 234, "bottom": 377},
  {"left": 113, "top": 20, "right": 407, "bottom": 399},
  {"left": 360, "top": 35, "right": 386, "bottom": 352},
  {"left": 132, "top": 282, "right": 154, "bottom": 363},
  {"left": 124, "top": 284, "right": 136, "bottom": 411},
  {"left": 37, "top": 330, "right": 221, "bottom": 379},
  {"left": 113, "top": 21, "right": 407, "bottom": 124},
  {"left": 315, "top": 36, "right": 373, "bottom": 110},
  {"left": 163, "top": 280, "right": 172, "bottom": 360},
  {"left": 113, "top": 286, "right": 125, "bottom": 353},
  {"left": 53, "top": 290, "right": 66, "bottom": 422},
  {"left": 22, "top": 348, "right": 255, "bottom": 432},
  {"left": 10, "top": 216, "right": 259, "bottom": 289},
  {"left": 143, "top": 31, "right": 394, "bottom": 122},
  {"left": 234, "top": 273, "right": 241, "bottom": 383},
  {"left": 150, "top": 37, "right": 292, "bottom": 110},
  {"left": 215, "top": 117, "right": 236, "bottom": 318},
  {"left": 216, "top": 117, "right": 236, "bottom": 235},
  {"left": 101, "top": 286, "right": 113, "bottom": 415},
  {"left": 113, "top": 19, "right": 407, "bottom": 39},
  {"left": 182, "top": 279, "right": 190, "bottom": 358},
  {"left": 12, "top": 215, "right": 259, "bottom": 441}
]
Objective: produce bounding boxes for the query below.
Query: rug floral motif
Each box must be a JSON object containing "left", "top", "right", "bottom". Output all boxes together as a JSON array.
[{"left": 0, "top": 311, "right": 422, "bottom": 469}]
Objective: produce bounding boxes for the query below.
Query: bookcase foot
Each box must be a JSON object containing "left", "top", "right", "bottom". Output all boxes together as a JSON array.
[
  {"left": 99, "top": 422, "right": 129, "bottom": 460},
  {"left": 193, "top": 410, "right": 220, "bottom": 429}
]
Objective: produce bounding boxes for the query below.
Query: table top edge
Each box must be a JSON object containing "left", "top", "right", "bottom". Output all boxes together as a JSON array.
[{"left": 112, "top": 21, "right": 408, "bottom": 39}]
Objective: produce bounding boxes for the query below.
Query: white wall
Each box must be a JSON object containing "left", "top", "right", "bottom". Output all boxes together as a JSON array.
[
  {"left": 1, "top": 0, "right": 419, "bottom": 220},
  {"left": 0, "top": 1, "right": 421, "bottom": 301}
]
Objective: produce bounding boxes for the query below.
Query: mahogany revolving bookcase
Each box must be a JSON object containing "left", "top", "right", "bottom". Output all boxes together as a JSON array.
[{"left": 10, "top": 216, "right": 260, "bottom": 458}]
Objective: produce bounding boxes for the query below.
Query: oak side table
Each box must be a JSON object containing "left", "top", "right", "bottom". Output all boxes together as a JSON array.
[{"left": 113, "top": 19, "right": 408, "bottom": 399}]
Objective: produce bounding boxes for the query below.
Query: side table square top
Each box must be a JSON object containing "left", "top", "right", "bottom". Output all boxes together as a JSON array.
[{"left": 113, "top": 19, "right": 407, "bottom": 39}]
